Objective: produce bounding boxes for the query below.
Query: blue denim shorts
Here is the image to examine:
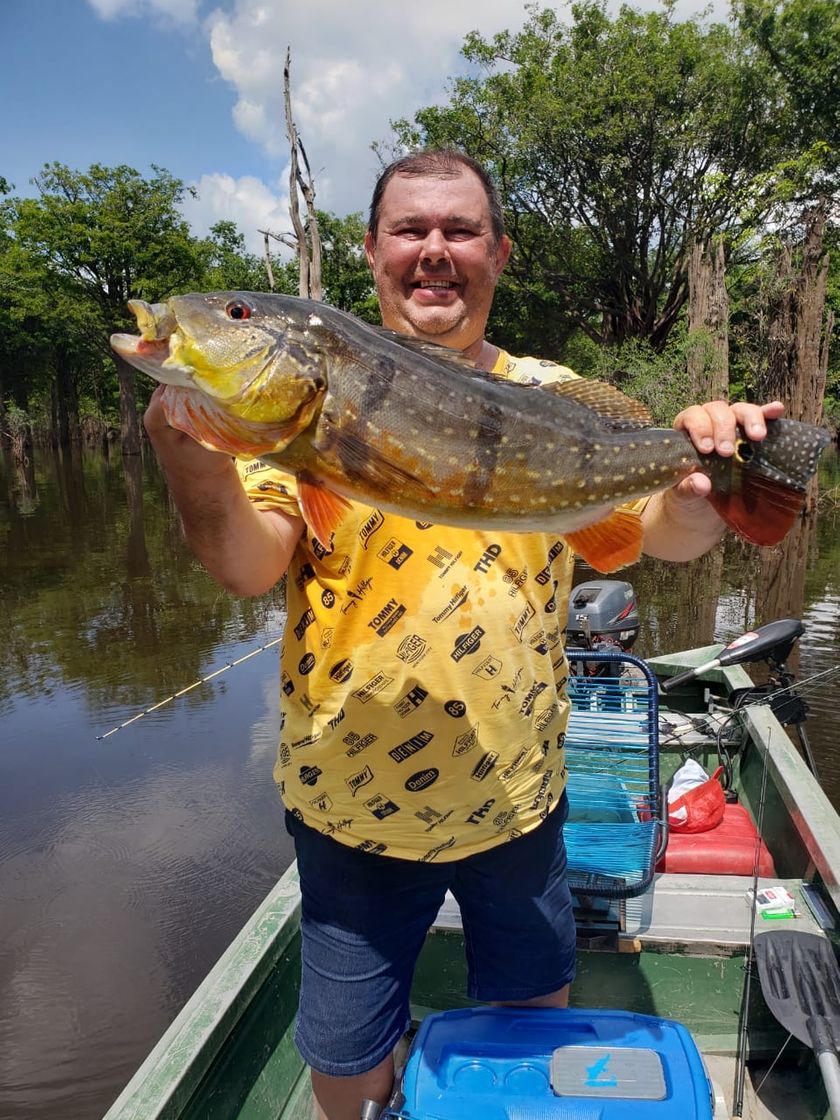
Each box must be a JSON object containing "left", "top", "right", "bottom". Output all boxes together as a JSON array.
[{"left": 287, "top": 793, "right": 575, "bottom": 1076}]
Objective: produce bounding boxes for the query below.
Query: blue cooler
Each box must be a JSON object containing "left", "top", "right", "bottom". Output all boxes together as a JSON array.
[{"left": 390, "top": 1007, "right": 715, "bottom": 1119}]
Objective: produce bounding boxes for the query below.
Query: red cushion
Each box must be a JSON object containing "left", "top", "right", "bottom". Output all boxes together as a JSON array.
[{"left": 657, "top": 802, "right": 776, "bottom": 876}]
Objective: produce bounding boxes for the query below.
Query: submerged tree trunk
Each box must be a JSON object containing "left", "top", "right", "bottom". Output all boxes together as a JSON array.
[
  {"left": 760, "top": 204, "right": 832, "bottom": 429},
  {"left": 55, "top": 351, "right": 80, "bottom": 448},
  {"left": 114, "top": 353, "right": 141, "bottom": 456},
  {"left": 687, "top": 236, "right": 729, "bottom": 403}
]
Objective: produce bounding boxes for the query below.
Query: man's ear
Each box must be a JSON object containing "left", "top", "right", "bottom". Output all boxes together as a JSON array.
[
  {"left": 363, "top": 231, "right": 376, "bottom": 273},
  {"left": 495, "top": 234, "right": 512, "bottom": 276}
]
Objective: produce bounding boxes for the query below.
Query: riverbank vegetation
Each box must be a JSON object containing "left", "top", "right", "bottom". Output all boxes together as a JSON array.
[{"left": 1, "top": 0, "right": 838, "bottom": 460}]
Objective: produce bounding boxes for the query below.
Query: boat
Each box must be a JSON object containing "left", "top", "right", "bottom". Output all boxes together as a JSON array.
[{"left": 101, "top": 590, "right": 840, "bottom": 1120}]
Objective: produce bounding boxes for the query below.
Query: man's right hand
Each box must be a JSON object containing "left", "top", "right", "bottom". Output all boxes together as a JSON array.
[{"left": 143, "top": 387, "right": 304, "bottom": 596}]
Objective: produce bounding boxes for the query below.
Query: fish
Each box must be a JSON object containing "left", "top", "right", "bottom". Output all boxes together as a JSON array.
[{"left": 111, "top": 291, "right": 830, "bottom": 573}]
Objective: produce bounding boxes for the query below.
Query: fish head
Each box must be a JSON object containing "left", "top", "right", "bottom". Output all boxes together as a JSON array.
[{"left": 111, "top": 292, "right": 328, "bottom": 426}]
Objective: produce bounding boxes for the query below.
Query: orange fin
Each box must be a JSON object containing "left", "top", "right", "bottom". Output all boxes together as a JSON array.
[
  {"left": 564, "top": 507, "right": 644, "bottom": 573},
  {"left": 298, "top": 473, "right": 353, "bottom": 549},
  {"left": 707, "top": 472, "right": 805, "bottom": 546},
  {"left": 161, "top": 385, "right": 309, "bottom": 456}
]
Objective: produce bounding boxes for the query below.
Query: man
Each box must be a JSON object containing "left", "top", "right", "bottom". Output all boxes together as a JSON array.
[{"left": 145, "top": 149, "right": 782, "bottom": 1120}]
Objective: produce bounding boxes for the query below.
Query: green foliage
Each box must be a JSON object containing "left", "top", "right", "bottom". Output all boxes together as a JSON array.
[
  {"left": 318, "top": 211, "right": 378, "bottom": 321},
  {"left": 197, "top": 220, "right": 270, "bottom": 292},
  {"left": 586, "top": 330, "right": 696, "bottom": 425},
  {"left": 390, "top": 0, "right": 837, "bottom": 356}
]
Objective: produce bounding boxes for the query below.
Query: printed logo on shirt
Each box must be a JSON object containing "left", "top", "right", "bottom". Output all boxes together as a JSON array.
[
  {"left": 472, "top": 655, "right": 502, "bottom": 680},
  {"left": 394, "top": 685, "right": 428, "bottom": 718},
  {"left": 299, "top": 765, "right": 322, "bottom": 787},
  {"left": 512, "top": 603, "right": 536, "bottom": 641},
  {"left": 444, "top": 699, "right": 467, "bottom": 718},
  {"left": 493, "top": 808, "right": 518, "bottom": 830},
  {"left": 328, "top": 658, "right": 354, "bottom": 683},
  {"left": 405, "top": 768, "right": 439, "bottom": 792},
  {"left": 321, "top": 588, "right": 337, "bottom": 609},
  {"left": 520, "top": 681, "right": 549, "bottom": 716},
  {"left": 503, "top": 567, "right": 527, "bottom": 596},
  {"left": 534, "top": 704, "right": 559, "bottom": 732},
  {"left": 471, "top": 751, "right": 499, "bottom": 781},
  {"left": 433, "top": 586, "right": 468, "bottom": 623},
  {"left": 396, "top": 635, "right": 428, "bottom": 666},
  {"left": 378, "top": 538, "right": 413, "bottom": 569},
  {"left": 353, "top": 673, "right": 393, "bottom": 704},
  {"left": 293, "top": 607, "right": 317, "bottom": 641},
  {"left": 364, "top": 793, "right": 400, "bottom": 819},
  {"left": 451, "top": 626, "right": 485, "bottom": 661},
  {"left": 311, "top": 535, "right": 334, "bottom": 560},
  {"left": 356, "top": 839, "right": 388, "bottom": 855},
  {"left": 367, "top": 597, "right": 407, "bottom": 637},
  {"left": 309, "top": 792, "right": 333, "bottom": 813},
  {"left": 388, "top": 730, "right": 434, "bottom": 763},
  {"left": 474, "top": 542, "right": 502, "bottom": 574},
  {"left": 465, "top": 798, "right": 496, "bottom": 824},
  {"left": 327, "top": 708, "right": 346, "bottom": 731},
  {"left": 452, "top": 725, "right": 479, "bottom": 757},
  {"left": 294, "top": 562, "right": 316, "bottom": 590},
  {"left": 427, "top": 546, "right": 462, "bottom": 578},
  {"left": 344, "top": 731, "right": 378, "bottom": 757},
  {"left": 298, "top": 653, "right": 316, "bottom": 675},
  {"left": 281, "top": 671, "right": 295, "bottom": 696},
  {"left": 535, "top": 541, "right": 565, "bottom": 586},
  {"left": 414, "top": 806, "right": 453, "bottom": 831},
  {"left": 341, "top": 577, "right": 373, "bottom": 613},
  {"left": 420, "top": 835, "right": 456, "bottom": 862},
  {"left": 346, "top": 765, "right": 374, "bottom": 797},
  {"left": 359, "top": 510, "right": 385, "bottom": 549}
]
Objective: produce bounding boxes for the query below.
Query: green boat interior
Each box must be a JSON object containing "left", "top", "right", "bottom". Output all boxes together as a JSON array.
[{"left": 102, "top": 634, "right": 840, "bottom": 1120}]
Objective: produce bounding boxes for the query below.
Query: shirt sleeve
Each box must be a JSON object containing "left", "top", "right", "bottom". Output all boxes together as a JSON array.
[{"left": 235, "top": 457, "right": 302, "bottom": 517}]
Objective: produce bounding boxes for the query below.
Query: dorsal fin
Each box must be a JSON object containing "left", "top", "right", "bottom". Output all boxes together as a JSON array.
[
  {"left": 372, "top": 328, "right": 480, "bottom": 372},
  {"left": 542, "top": 378, "right": 652, "bottom": 431}
]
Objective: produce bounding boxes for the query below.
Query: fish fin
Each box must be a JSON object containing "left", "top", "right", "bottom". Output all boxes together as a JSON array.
[
  {"left": 316, "top": 427, "right": 437, "bottom": 497},
  {"left": 542, "top": 378, "right": 652, "bottom": 430},
  {"left": 564, "top": 507, "right": 644, "bottom": 573},
  {"left": 704, "top": 420, "right": 829, "bottom": 546},
  {"left": 297, "top": 473, "right": 353, "bottom": 548},
  {"left": 707, "top": 470, "right": 805, "bottom": 546},
  {"left": 373, "top": 329, "right": 479, "bottom": 370},
  {"left": 161, "top": 385, "right": 307, "bottom": 456}
]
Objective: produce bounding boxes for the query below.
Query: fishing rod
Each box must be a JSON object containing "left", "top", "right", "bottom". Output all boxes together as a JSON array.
[{"left": 95, "top": 635, "right": 283, "bottom": 740}]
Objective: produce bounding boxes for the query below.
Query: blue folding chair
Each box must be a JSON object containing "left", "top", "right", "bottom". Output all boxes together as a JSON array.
[{"left": 563, "top": 649, "right": 665, "bottom": 899}]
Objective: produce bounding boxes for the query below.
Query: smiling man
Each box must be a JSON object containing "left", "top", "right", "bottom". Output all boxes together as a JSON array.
[{"left": 144, "top": 148, "right": 782, "bottom": 1120}]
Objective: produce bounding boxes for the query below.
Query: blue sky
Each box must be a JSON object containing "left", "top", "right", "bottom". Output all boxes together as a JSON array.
[{"left": 2, "top": 0, "right": 726, "bottom": 255}]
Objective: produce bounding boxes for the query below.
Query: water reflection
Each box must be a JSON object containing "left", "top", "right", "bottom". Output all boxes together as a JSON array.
[{"left": 0, "top": 443, "right": 838, "bottom": 1120}]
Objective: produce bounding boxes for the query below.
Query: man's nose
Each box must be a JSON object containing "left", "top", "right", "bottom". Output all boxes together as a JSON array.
[{"left": 421, "top": 228, "right": 449, "bottom": 263}]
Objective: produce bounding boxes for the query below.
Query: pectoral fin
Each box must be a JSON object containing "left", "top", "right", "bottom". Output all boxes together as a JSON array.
[
  {"left": 564, "top": 507, "right": 644, "bottom": 573},
  {"left": 297, "top": 473, "right": 353, "bottom": 550},
  {"left": 161, "top": 385, "right": 312, "bottom": 456}
]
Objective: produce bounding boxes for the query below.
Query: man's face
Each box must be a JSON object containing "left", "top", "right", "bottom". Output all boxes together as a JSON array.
[{"left": 364, "top": 168, "right": 511, "bottom": 354}]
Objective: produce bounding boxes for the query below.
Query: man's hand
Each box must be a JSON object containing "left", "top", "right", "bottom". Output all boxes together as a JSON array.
[
  {"left": 144, "top": 386, "right": 304, "bottom": 595},
  {"left": 670, "top": 399, "right": 786, "bottom": 500},
  {"left": 640, "top": 398, "right": 786, "bottom": 562}
]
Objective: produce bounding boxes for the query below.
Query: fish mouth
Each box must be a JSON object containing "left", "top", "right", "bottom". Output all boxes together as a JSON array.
[{"left": 110, "top": 300, "right": 195, "bottom": 385}]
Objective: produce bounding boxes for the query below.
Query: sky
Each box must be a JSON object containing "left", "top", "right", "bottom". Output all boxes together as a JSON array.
[{"left": 1, "top": 0, "right": 728, "bottom": 256}]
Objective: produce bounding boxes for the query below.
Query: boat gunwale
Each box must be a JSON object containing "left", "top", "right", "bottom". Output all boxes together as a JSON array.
[{"left": 650, "top": 646, "right": 840, "bottom": 912}]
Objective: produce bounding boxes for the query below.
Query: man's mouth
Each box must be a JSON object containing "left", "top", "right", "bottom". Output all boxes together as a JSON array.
[{"left": 412, "top": 280, "right": 459, "bottom": 291}]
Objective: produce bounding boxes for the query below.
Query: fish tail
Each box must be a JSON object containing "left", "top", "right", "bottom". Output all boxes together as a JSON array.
[{"left": 703, "top": 420, "right": 829, "bottom": 546}]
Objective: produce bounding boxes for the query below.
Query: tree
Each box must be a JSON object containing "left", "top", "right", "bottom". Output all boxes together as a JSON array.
[
  {"left": 389, "top": 2, "right": 830, "bottom": 354},
  {"left": 13, "top": 164, "right": 203, "bottom": 453}
]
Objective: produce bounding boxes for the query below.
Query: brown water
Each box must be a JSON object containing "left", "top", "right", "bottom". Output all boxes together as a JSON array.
[{"left": 1, "top": 443, "right": 838, "bottom": 1119}]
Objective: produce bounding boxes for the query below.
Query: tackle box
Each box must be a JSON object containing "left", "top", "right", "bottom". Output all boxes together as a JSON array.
[{"left": 388, "top": 1006, "right": 715, "bottom": 1119}]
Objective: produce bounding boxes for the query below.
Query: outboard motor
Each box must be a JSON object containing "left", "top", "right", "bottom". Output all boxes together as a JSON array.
[{"left": 565, "top": 579, "right": 640, "bottom": 654}]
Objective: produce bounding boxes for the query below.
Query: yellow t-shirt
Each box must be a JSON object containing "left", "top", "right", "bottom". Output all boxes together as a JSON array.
[{"left": 240, "top": 352, "right": 584, "bottom": 861}]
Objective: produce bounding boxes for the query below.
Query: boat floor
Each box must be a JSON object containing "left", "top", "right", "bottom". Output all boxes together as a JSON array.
[{"left": 704, "top": 1053, "right": 814, "bottom": 1119}]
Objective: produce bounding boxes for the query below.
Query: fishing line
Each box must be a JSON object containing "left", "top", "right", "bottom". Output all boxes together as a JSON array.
[{"left": 96, "top": 636, "right": 283, "bottom": 740}]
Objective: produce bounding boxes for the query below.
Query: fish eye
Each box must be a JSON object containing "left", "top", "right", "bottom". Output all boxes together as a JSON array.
[{"left": 225, "top": 299, "right": 253, "bottom": 321}]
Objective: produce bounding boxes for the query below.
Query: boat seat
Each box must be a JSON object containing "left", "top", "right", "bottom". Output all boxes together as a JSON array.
[
  {"left": 563, "top": 650, "right": 663, "bottom": 899},
  {"left": 657, "top": 802, "right": 776, "bottom": 877}
]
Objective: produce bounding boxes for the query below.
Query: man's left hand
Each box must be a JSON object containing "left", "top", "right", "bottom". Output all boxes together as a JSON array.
[{"left": 671, "top": 399, "right": 786, "bottom": 500}]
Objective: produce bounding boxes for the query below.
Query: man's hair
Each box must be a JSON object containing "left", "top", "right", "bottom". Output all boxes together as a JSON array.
[{"left": 367, "top": 148, "right": 505, "bottom": 245}]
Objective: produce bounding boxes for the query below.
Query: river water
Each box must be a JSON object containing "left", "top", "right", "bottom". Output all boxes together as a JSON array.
[{"left": 1, "top": 443, "right": 838, "bottom": 1119}]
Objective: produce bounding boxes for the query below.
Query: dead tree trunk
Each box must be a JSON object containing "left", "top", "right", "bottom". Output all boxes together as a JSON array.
[
  {"left": 760, "top": 203, "right": 833, "bottom": 428},
  {"left": 687, "top": 236, "right": 729, "bottom": 403},
  {"left": 114, "top": 353, "right": 142, "bottom": 456},
  {"left": 283, "top": 48, "right": 322, "bottom": 301}
]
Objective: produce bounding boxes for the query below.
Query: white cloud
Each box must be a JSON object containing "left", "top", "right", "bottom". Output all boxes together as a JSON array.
[
  {"left": 180, "top": 171, "right": 293, "bottom": 255},
  {"left": 87, "top": 0, "right": 200, "bottom": 22}
]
